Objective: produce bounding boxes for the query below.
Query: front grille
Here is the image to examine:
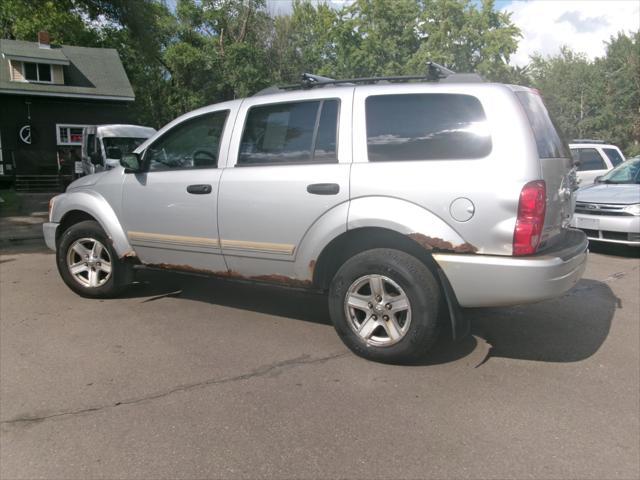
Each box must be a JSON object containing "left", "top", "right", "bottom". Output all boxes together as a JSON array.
[
  {"left": 575, "top": 202, "right": 631, "bottom": 216},
  {"left": 602, "top": 231, "right": 628, "bottom": 241}
]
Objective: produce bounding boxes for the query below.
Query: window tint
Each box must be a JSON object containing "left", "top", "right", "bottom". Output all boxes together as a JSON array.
[
  {"left": 146, "top": 110, "right": 228, "bottom": 171},
  {"left": 574, "top": 148, "right": 606, "bottom": 171},
  {"left": 365, "top": 94, "right": 491, "bottom": 162},
  {"left": 516, "top": 91, "right": 568, "bottom": 158},
  {"left": 239, "top": 100, "right": 339, "bottom": 165},
  {"left": 603, "top": 148, "right": 624, "bottom": 167}
]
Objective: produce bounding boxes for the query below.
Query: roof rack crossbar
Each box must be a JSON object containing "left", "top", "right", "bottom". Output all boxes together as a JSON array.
[{"left": 253, "top": 62, "right": 481, "bottom": 96}]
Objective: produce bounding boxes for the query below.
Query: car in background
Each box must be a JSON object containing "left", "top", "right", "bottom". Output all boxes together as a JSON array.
[
  {"left": 569, "top": 140, "right": 626, "bottom": 186},
  {"left": 81, "top": 124, "right": 156, "bottom": 176},
  {"left": 572, "top": 156, "right": 640, "bottom": 247}
]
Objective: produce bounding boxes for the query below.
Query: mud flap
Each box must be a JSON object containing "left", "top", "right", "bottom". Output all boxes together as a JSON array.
[{"left": 437, "top": 267, "right": 470, "bottom": 341}]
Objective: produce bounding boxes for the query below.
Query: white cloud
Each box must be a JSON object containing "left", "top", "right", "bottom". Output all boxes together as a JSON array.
[{"left": 502, "top": 0, "right": 640, "bottom": 66}]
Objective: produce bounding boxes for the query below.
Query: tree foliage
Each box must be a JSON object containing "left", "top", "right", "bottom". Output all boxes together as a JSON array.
[{"left": 1, "top": 0, "right": 637, "bottom": 154}]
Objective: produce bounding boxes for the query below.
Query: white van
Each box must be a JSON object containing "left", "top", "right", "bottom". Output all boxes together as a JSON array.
[{"left": 81, "top": 124, "right": 156, "bottom": 175}]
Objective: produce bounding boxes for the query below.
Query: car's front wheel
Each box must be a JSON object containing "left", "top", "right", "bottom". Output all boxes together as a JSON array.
[
  {"left": 56, "top": 220, "right": 132, "bottom": 298},
  {"left": 328, "top": 248, "right": 441, "bottom": 363}
]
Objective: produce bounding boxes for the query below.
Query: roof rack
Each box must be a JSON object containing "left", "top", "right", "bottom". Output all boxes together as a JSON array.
[
  {"left": 571, "top": 139, "right": 607, "bottom": 144},
  {"left": 253, "top": 62, "right": 484, "bottom": 96}
]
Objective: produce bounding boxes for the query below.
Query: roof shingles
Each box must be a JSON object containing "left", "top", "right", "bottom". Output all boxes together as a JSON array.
[{"left": 0, "top": 39, "right": 134, "bottom": 101}]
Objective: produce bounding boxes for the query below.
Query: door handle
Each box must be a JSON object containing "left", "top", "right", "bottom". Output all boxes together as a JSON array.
[
  {"left": 307, "top": 183, "right": 340, "bottom": 195},
  {"left": 187, "top": 184, "right": 212, "bottom": 194}
]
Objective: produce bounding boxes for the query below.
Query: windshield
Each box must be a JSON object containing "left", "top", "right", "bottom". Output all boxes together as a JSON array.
[
  {"left": 102, "top": 137, "right": 148, "bottom": 159},
  {"left": 600, "top": 157, "right": 640, "bottom": 184}
]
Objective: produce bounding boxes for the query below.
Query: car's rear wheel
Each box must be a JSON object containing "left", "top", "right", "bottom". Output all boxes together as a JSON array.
[
  {"left": 328, "top": 248, "right": 441, "bottom": 363},
  {"left": 56, "top": 220, "right": 132, "bottom": 298}
]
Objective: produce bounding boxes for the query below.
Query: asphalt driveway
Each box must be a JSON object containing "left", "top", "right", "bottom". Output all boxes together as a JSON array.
[{"left": 0, "top": 243, "right": 638, "bottom": 479}]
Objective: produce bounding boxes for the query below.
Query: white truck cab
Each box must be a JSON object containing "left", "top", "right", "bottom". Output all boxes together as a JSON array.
[{"left": 81, "top": 124, "right": 156, "bottom": 176}]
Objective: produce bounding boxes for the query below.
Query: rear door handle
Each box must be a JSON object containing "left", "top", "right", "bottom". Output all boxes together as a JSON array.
[
  {"left": 187, "top": 184, "right": 212, "bottom": 195},
  {"left": 307, "top": 183, "right": 340, "bottom": 195}
]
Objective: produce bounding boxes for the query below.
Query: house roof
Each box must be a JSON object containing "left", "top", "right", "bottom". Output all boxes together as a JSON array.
[{"left": 0, "top": 39, "right": 134, "bottom": 101}]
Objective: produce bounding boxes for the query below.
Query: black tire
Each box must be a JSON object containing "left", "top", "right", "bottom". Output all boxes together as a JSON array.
[
  {"left": 56, "top": 220, "right": 133, "bottom": 298},
  {"left": 328, "top": 248, "right": 441, "bottom": 363}
]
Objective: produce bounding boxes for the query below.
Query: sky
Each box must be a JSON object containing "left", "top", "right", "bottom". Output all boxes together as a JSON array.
[{"left": 502, "top": 0, "right": 640, "bottom": 66}]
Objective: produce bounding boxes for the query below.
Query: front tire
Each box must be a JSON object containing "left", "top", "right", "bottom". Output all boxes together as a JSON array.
[
  {"left": 56, "top": 220, "right": 132, "bottom": 298},
  {"left": 329, "top": 248, "right": 441, "bottom": 363}
]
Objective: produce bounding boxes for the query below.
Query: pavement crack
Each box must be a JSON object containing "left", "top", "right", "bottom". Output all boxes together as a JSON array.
[{"left": 1, "top": 351, "right": 348, "bottom": 427}]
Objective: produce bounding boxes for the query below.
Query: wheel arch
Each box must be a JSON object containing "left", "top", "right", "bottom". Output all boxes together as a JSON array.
[
  {"left": 312, "top": 226, "right": 470, "bottom": 341},
  {"left": 52, "top": 191, "right": 135, "bottom": 258}
]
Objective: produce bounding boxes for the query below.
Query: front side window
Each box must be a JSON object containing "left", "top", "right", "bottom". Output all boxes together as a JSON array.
[
  {"left": 603, "top": 148, "right": 624, "bottom": 167},
  {"left": 365, "top": 94, "right": 492, "bottom": 162},
  {"left": 573, "top": 148, "right": 606, "bottom": 171},
  {"left": 145, "top": 110, "right": 228, "bottom": 171},
  {"left": 103, "top": 137, "right": 147, "bottom": 160},
  {"left": 239, "top": 99, "right": 339, "bottom": 165},
  {"left": 86, "top": 134, "right": 96, "bottom": 155}
]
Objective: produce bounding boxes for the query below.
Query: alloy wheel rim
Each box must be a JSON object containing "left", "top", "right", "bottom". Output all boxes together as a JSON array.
[
  {"left": 66, "top": 237, "right": 112, "bottom": 288},
  {"left": 344, "top": 274, "right": 412, "bottom": 347}
]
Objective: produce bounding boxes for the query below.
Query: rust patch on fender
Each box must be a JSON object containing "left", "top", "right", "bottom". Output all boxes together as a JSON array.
[
  {"left": 408, "top": 233, "right": 477, "bottom": 254},
  {"left": 308, "top": 259, "right": 316, "bottom": 276},
  {"left": 121, "top": 250, "right": 137, "bottom": 259}
]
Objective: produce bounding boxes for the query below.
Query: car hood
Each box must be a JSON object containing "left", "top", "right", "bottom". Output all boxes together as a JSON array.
[
  {"left": 66, "top": 170, "right": 115, "bottom": 191},
  {"left": 576, "top": 183, "right": 640, "bottom": 205}
]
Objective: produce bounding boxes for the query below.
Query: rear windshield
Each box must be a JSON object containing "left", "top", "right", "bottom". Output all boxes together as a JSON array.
[
  {"left": 516, "top": 91, "right": 568, "bottom": 159},
  {"left": 603, "top": 148, "right": 624, "bottom": 167},
  {"left": 365, "top": 93, "right": 492, "bottom": 161}
]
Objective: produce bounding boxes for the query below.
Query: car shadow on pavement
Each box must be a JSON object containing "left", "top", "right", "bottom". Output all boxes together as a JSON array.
[
  {"left": 128, "top": 270, "right": 333, "bottom": 326},
  {"left": 466, "top": 279, "right": 618, "bottom": 363},
  {"left": 124, "top": 272, "right": 616, "bottom": 365}
]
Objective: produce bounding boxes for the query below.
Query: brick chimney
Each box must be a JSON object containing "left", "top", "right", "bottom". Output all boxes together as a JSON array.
[{"left": 38, "top": 31, "right": 50, "bottom": 49}]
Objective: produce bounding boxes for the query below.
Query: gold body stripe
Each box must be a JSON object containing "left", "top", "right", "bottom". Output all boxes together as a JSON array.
[{"left": 128, "top": 232, "right": 295, "bottom": 255}]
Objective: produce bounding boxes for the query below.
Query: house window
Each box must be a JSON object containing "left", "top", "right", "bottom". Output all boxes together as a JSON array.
[
  {"left": 22, "top": 62, "right": 53, "bottom": 83},
  {"left": 57, "top": 125, "right": 89, "bottom": 146}
]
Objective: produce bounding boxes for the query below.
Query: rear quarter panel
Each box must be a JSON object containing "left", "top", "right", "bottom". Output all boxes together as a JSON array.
[{"left": 350, "top": 84, "right": 541, "bottom": 255}]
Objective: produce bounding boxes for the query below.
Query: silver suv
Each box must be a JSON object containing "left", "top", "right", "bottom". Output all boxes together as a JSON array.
[{"left": 44, "top": 71, "right": 588, "bottom": 363}]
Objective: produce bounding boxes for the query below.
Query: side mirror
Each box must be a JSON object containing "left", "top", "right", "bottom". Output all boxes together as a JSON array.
[
  {"left": 120, "top": 152, "right": 142, "bottom": 173},
  {"left": 90, "top": 151, "right": 103, "bottom": 165},
  {"left": 594, "top": 175, "right": 603, "bottom": 183}
]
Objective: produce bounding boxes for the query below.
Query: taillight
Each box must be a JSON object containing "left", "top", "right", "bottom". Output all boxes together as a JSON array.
[{"left": 513, "top": 180, "right": 546, "bottom": 256}]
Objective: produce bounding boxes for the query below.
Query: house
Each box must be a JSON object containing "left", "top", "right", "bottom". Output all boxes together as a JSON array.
[{"left": 0, "top": 31, "right": 135, "bottom": 189}]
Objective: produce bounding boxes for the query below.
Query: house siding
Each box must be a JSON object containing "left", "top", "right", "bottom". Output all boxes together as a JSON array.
[{"left": 0, "top": 94, "right": 133, "bottom": 178}]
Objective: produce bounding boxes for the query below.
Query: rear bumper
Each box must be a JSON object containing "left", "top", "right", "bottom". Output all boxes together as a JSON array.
[
  {"left": 43, "top": 222, "right": 58, "bottom": 251},
  {"left": 433, "top": 229, "right": 588, "bottom": 307}
]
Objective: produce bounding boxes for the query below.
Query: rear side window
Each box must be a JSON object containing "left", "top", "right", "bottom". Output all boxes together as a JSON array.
[
  {"left": 516, "top": 91, "right": 568, "bottom": 159},
  {"left": 365, "top": 94, "right": 491, "bottom": 161},
  {"left": 603, "top": 148, "right": 624, "bottom": 167},
  {"left": 239, "top": 99, "right": 339, "bottom": 165},
  {"left": 572, "top": 148, "right": 606, "bottom": 171}
]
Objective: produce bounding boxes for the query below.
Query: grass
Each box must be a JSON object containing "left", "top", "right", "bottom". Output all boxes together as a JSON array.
[{"left": 0, "top": 189, "right": 22, "bottom": 216}]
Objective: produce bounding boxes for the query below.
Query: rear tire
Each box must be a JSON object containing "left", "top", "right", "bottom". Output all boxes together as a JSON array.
[
  {"left": 56, "top": 220, "right": 133, "bottom": 298},
  {"left": 328, "top": 248, "right": 441, "bottom": 363}
]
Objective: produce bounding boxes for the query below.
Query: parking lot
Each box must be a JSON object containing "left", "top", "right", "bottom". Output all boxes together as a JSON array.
[{"left": 1, "top": 241, "right": 638, "bottom": 479}]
